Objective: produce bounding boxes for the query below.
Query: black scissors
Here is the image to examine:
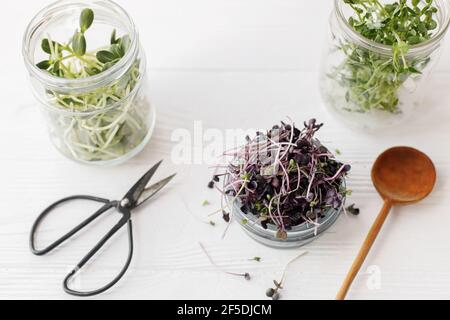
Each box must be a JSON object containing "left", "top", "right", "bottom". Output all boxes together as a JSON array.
[{"left": 30, "top": 161, "right": 176, "bottom": 297}]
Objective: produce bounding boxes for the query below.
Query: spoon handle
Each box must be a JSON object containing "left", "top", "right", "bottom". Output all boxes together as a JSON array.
[{"left": 336, "top": 200, "right": 393, "bottom": 300}]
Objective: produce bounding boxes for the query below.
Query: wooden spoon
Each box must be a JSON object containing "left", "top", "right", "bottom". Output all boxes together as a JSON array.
[{"left": 336, "top": 146, "right": 436, "bottom": 300}]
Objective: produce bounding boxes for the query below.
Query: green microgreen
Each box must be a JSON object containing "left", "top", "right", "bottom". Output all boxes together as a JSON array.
[
  {"left": 80, "top": 8, "right": 94, "bottom": 33},
  {"left": 329, "top": 0, "right": 438, "bottom": 113},
  {"left": 202, "top": 200, "right": 211, "bottom": 206},
  {"left": 35, "top": 8, "right": 149, "bottom": 162},
  {"left": 37, "top": 9, "right": 131, "bottom": 79}
]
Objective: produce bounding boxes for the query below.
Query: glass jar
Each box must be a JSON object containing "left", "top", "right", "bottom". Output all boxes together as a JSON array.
[
  {"left": 320, "top": 0, "right": 450, "bottom": 130},
  {"left": 23, "top": 0, "right": 155, "bottom": 165},
  {"left": 230, "top": 194, "right": 345, "bottom": 249}
]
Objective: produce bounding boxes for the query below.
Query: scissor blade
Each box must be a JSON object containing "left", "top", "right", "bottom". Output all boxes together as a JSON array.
[
  {"left": 123, "top": 160, "right": 163, "bottom": 208},
  {"left": 135, "top": 174, "right": 176, "bottom": 208}
]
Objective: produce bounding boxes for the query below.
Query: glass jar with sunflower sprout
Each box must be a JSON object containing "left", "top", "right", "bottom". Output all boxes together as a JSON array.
[{"left": 23, "top": 0, "right": 155, "bottom": 165}]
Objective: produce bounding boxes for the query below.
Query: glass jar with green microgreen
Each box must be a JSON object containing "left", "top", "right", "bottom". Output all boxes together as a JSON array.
[
  {"left": 320, "top": 0, "right": 450, "bottom": 130},
  {"left": 23, "top": 0, "right": 155, "bottom": 165}
]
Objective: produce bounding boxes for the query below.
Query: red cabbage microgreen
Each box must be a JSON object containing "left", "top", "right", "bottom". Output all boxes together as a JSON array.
[
  {"left": 210, "top": 119, "right": 353, "bottom": 238},
  {"left": 266, "top": 251, "right": 308, "bottom": 300},
  {"left": 199, "top": 242, "right": 251, "bottom": 281}
]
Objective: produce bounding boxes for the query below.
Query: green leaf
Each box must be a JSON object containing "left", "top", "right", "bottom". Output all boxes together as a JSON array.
[
  {"left": 118, "top": 35, "right": 131, "bottom": 53},
  {"left": 96, "top": 50, "right": 116, "bottom": 63},
  {"left": 72, "top": 32, "right": 87, "bottom": 56},
  {"left": 62, "top": 97, "right": 76, "bottom": 105},
  {"left": 408, "top": 66, "right": 422, "bottom": 74},
  {"left": 426, "top": 20, "right": 437, "bottom": 30},
  {"left": 41, "top": 39, "right": 62, "bottom": 54},
  {"left": 52, "top": 61, "right": 60, "bottom": 73},
  {"left": 80, "top": 8, "right": 94, "bottom": 33},
  {"left": 407, "top": 35, "right": 421, "bottom": 45},
  {"left": 41, "top": 39, "right": 52, "bottom": 54},
  {"left": 85, "top": 67, "right": 101, "bottom": 76},
  {"left": 111, "top": 29, "right": 118, "bottom": 45},
  {"left": 36, "top": 60, "right": 51, "bottom": 70},
  {"left": 102, "top": 61, "right": 116, "bottom": 71},
  {"left": 110, "top": 44, "right": 125, "bottom": 59}
]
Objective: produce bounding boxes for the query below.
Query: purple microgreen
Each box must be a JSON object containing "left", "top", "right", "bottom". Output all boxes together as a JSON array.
[
  {"left": 221, "top": 218, "right": 233, "bottom": 240},
  {"left": 222, "top": 211, "right": 231, "bottom": 223},
  {"left": 199, "top": 242, "right": 251, "bottom": 281},
  {"left": 266, "top": 251, "right": 308, "bottom": 300},
  {"left": 214, "top": 119, "right": 354, "bottom": 235},
  {"left": 346, "top": 204, "right": 360, "bottom": 216}
]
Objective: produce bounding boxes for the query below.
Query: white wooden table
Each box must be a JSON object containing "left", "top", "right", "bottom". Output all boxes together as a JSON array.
[{"left": 1, "top": 0, "right": 450, "bottom": 300}]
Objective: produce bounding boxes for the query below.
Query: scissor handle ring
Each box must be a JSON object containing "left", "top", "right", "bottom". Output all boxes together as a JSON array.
[
  {"left": 30, "top": 196, "right": 134, "bottom": 297},
  {"left": 63, "top": 220, "right": 134, "bottom": 297},
  {"left": 30, "top": 195, "right": 113, "bottom": 256}
]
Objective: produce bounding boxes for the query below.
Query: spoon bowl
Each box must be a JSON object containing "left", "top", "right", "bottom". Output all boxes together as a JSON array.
[
  {"left": 337, "top": 146, "right": 436, "bottom": 300},
  {"left": 372, "top": 147, "right": 436, "bottom": 204}
]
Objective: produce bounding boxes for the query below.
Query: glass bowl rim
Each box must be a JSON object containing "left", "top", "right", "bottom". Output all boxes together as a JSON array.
[{"left": 226, "top": 179, "right": 347, "bottom": 242}]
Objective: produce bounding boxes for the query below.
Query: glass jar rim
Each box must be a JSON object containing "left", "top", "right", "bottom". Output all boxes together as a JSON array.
[
  {"left": 334, "top": 0, "right": 450, "bottom": 56},
  {"left": 22, "top": 0, "right": 139, "bottom": 94}
]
